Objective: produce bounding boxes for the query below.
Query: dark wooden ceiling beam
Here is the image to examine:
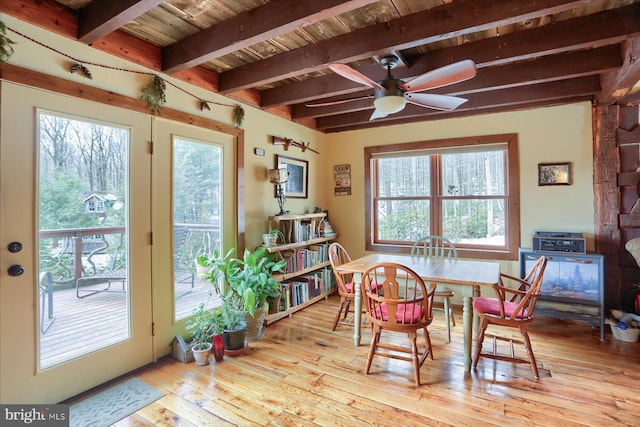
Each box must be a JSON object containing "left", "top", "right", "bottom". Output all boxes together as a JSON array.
[
  {"left": 218, "top": 0, "right": 589, "bottom": 93},
  {"left": 597, "top": 36, "right": 640, "bottom": 105},
  {"left": 293, "top": 97, "right": 374, "bottom": 119},
  {"left": 78, "top": 0, "right": 164, "bottom": 44},
  {"left": 316, "top": 76, "right": 601, "bottom": 130},
  {"left": 324, "top": 96, "right": 593, "bottom": 132},
  {"left": 418, "top": 3, "right": 640, "bottom": 70},
  {"left": 619, "top": 90, "right": 640, "bottom": 106},
  {"left": 263, "top": 4, "right": 640, "bottom": 108},
  {"left": 291, "top": 45, "right": 621, "bottom": 119},
  {"left": 162, "top": 0, "right": 378, "bottom": 74}
]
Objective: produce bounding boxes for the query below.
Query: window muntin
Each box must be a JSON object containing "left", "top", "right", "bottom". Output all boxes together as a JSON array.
[{"left": 366, "top": 134, "right": 519, "bottom": 259}]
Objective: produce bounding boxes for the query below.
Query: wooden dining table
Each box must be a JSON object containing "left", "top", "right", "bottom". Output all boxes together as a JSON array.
[{"left": 336, "top": 253, "right": 501, "bottom": 373}]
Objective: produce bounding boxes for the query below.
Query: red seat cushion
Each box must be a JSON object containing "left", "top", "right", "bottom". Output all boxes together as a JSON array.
[
  {"left": 373, "top": 302, "right": 423, "bottom": 323},
  {"left": 345, "top": 281, "right": 383, "bottom": 294},
  {"left": 474, "top": 297, "right": 528, "bottom": 319}
]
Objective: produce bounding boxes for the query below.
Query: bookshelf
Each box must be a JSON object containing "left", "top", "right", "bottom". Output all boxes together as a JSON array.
[{"left": 264, "top": 213, "right": 338, "bottom": 325}]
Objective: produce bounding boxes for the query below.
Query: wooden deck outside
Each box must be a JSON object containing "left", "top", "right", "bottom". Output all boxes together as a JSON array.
[{"left": 39, "top": 278, "right": 217, "bottom": 368}]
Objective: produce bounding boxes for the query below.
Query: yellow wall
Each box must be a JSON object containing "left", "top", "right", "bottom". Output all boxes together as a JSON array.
[
  {"left": 324, "top": 104, "right": 595, "bottom": 275},
  {"left": 1, "top": 14, "right": 328, "bottom": 251},
  {"left": 242, "top": 113, "right": 328, "bottom": 249},
  {"left": 3, "top": 14, "right": 597, "bottom": 322},
  {"left": 4, "top": 15, "right": 595, "bottom": 260}
]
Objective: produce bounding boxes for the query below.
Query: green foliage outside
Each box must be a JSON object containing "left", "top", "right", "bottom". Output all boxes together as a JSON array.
[{"left": 376, "top": 150, "right": 506, "bottom": 244}]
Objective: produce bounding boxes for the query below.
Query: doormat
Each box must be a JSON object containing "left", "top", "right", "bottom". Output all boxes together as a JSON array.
[{"left": 69, "top": 377, "right": 164, "bottom": 427}]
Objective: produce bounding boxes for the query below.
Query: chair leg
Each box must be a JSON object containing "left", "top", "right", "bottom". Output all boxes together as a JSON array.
[
  {"left": 472, "top": 317, "right": 488, "bottom": 370},
  {"left": 365, "top": 325, "right": 380, "bottom": 375},
  {"left": 449, "top": 299, "right": 456, "bottom": 327},
  {"left": 408, "top": 331, "right": 421, "bottom": 386},
  {"left": 422, "top": 327, "right": 434, "bottom": 361},
  {"left": 332, "top": 297, "right": 347, "bottom": 331},
  {"left": 520, "top": 325, "right": 539, "bottom": 378},
  {"left": 443, "top": 297, "right": 451, "bottom": 343}
]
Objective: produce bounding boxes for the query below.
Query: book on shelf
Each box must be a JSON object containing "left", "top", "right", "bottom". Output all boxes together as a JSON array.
[
  {"left": 280, "top": 244, "right": 331, "bottom": 274},
  {"left": 281, "top": 219, "right": 316, "bottom": 243},
  {"left": 279, "top": 281, "right": 292, "bottom": 311},
  {"left": 307, "top": 243, "right": 329, "bottom": 263},
  {"left": 299, "top": 274, "right": 319, "bottom": 298}
]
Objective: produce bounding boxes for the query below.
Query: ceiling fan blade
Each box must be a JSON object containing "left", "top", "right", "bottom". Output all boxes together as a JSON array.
[
  {"left": 329, "top": 64, "right": 384, "bottom": 90},
  {"left": 369, "top": 109, "right": 389, "bottom": 121},
  {"left": 399, "top": 60, "right": 476, "bottom": 93},
  {"left": 405, "top": 93, "right": 468, "bottom": 111},
  {"left": 305, "top": 95, "right": 373, "bottom": 107}
]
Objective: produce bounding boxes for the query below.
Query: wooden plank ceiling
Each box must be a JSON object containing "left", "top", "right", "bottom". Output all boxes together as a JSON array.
[{"left": 3, "top": 0, "right": 640, "bottom": 133}]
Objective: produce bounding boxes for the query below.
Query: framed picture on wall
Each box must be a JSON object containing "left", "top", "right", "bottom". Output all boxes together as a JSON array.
[
  {"left": 538, "top": 162, "right": 571, "bottom": 186},
  {"left": 276, "top": 154, "right": 308, "bottom": 198}
]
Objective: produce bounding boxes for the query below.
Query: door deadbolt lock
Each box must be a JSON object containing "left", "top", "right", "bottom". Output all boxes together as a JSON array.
[
  {"left": 8, "top": 242, "right": 23, "bottom": 253},
  {"left": 8, "top": 265, "right": 25, "bottom": 277}
]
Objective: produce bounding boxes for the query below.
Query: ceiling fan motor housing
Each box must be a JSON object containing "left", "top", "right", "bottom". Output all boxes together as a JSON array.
[
  {"left": 374, "top": 78, "right": 407, "bottom": 114},
  {"left": 375, "top": 79, "right": 405, "bottom": 99}
]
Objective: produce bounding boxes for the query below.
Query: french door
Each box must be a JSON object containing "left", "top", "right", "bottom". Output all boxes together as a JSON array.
[{"left": 0, "top": 82, "right": 153, "bottom": 403}]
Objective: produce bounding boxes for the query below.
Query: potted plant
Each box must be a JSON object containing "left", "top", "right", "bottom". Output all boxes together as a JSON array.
[
  {"left": 220, "top": 294, "right": 248, "bottom": 350},
  {"left": 262, "top": 225, "right": 285, "bottom": 247},
  {"left": 199, "top": 247, "right": 286, "bottom": 342},
  {"left": 185, "top": 301, "right": 216, "bottom": 365}
]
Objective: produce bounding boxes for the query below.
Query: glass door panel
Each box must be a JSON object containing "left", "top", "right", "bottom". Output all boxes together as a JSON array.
[
  {"left": 173, "top": 137, "right": 223, "bottom": 320},
  {"left": 38, "top": 112, "right": 130, "bottom": 369}
]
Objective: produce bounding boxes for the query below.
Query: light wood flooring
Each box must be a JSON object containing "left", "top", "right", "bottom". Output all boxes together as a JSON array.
[{"left": 81, "top": 294, "right": 639, "bottom": 426}]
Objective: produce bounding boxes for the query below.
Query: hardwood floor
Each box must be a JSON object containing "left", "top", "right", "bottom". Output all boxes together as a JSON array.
[{"left": 92, "top": 294, "right": 638, "bottom": 426}]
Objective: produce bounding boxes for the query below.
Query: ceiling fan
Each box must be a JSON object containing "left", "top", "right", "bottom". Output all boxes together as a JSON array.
[{"left": 309, "top": 55, "right": 477, "bottom": 121}]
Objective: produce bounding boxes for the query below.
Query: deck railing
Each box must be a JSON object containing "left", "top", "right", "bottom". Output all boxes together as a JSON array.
[{"left": 39, "top": 224, "right": 220, "bottom": 286}]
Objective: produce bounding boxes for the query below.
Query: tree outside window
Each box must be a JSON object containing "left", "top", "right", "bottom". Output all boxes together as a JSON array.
[{"left": 365, "top": 134, "right": 519, "bottom": 260}]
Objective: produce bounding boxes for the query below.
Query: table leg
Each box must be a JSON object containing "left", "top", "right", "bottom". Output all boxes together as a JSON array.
[
  {"left": 463, "top": 295, "right": 472, "bottom": 372},
  {"left": 473, "top": 285, "right": 480, "bottom": 336},
  {"left": 353, "top": 272, "right": 362, "bottom": 346}
]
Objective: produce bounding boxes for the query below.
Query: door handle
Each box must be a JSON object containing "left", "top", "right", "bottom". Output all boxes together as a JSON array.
[{"left": 8, "top": 265, "right": 25, "bottom": 276}]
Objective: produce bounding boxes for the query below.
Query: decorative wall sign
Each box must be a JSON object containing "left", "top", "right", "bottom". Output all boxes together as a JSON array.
[
  {"left": 333, "top": 164, "right": 351, "bottom": 196},
  {"left": 538, "top": 162, "right": 571, "bottom": 186},
  {"left": 277, "top": 155, "right": 308, "bottom": 198}
]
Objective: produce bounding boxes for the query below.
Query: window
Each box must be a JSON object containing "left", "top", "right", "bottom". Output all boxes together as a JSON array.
[{"left": 365, "top": 134, "right": 519, "bottom": 260}]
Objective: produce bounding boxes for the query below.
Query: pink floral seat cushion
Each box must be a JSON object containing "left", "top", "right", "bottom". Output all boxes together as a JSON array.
[{"left": 372, "top": 302, "right": 424, "bottom": 324}]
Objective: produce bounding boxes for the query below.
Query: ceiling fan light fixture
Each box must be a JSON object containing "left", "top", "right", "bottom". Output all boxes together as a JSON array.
[{"left": 374, "top": 95, "right": 406, "bottom": 114}]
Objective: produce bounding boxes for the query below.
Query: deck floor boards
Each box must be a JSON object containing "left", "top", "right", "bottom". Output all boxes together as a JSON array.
[{"left": 39, "top": 278, "right": 215, "bottom": 368}]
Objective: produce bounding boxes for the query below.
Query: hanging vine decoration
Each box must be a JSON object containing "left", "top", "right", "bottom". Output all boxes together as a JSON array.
[
  {"left": 233, "top": 104, "right": 245, "bottom": 127},
  {"left": 0, "top": 20, "right": 16, "bottom": 63},
  {"left": 140, "top": 75, "right": 166, "bottom": 114},
  {"left": 5, "top": 26, "right": 246, "bottom": 126},
  {"left": 69, "top": 63, "right": 93, "bottom": 79}
]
